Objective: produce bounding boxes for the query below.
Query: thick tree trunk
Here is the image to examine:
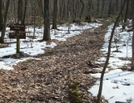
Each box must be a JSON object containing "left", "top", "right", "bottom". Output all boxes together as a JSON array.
[
  {"left": 42, "top": 0, "right": 50, "bottom": 41},
  {"left": 0, "top": 0, "right": 10, "bottom": 43}
]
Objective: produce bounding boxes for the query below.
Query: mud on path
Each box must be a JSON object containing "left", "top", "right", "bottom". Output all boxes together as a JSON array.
[{"left": 0, "top": 25, "right": 108, "bottom": 103}]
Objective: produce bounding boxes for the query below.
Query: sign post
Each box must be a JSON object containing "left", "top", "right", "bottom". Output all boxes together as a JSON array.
[
  {"left": 9, "top": 24, "right": 25, "bottom": 55},
  {"left": 16, "top": 31, "right": 20, "bottom": 54}
]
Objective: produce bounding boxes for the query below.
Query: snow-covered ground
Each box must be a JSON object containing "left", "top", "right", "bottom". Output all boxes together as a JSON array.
[
  {"left": 0, "top": 21, "right": 134, "bottom": 103},
  {"left": 89, "top": 24, "right": 134, "bottom": 103},
  {"left": 0, "top": 22, "right": 101, "bottom": 70}
]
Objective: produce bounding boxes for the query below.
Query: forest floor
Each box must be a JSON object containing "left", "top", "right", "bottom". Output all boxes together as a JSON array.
[{"left": 0, "top": 25, "right": 108, "bottom": 103}]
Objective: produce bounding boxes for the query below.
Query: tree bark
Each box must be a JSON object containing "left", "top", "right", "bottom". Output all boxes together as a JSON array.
[
  {"left": 22, "top": 0, "right": 27, "bottom": 24},
  {"left": 42, "top": 0, "right": 50, "bottom": 41},
  {"left": 52, "top": 0, "right": 57, "bottom": 29},
  {"left": 122, "top": 0, "right": 129, "bottom": 29},
  {"left": 18, "top": 0, "right": 23, "bottom": 23},
  {"left": 38, "top": 0, "right": 44, "bottom": 17},
  {"left": 108, "top": 0, "right": 112, "bottom": 17},
  {"left": 131, "top": 0, "right": 134, "bottom": 70},
  {"left": 97, "top": 0, "right": 127, "bottom": 103},
  {"left": 0, "top": 0, "right": 3, "bottom": 31},
  {"left": 101, "top": 0, "right": 105, "bottom": 17},
  {"left": 96, "top": 0, "right": 100, "bottom": 16},
  {"left": 0, "top": 0, "right": 10, "bottom": 43},
  {"left": 79, "top": 0, "right": 84, "bottom": 20}
]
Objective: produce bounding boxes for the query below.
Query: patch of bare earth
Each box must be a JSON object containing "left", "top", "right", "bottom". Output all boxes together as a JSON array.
[{"left": 0, "top": 25, "right": 108, "bottom": 103}]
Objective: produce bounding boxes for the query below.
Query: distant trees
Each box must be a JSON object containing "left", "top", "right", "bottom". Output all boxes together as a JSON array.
[
  {"left": 0, "top": 0, "right": 132, "bottom": 43},
  {"left": 0, "top": 0, "right": 132, "bottom": 24}
]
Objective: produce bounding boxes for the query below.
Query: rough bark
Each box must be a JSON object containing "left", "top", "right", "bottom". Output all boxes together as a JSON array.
[
  {"left": 18, "top": 0, "right": 23, "bottom": 23},
  {"left": 0, "top": 0, "right": 10, "bottom": 43},
  {"left": 108, "top": 0, "right": 112, "bottom": 17},
  {"left": 42, "top": 0, "right": 51, "bottom": 41},
  {"left": 52, "top": 0, "right": 57, "bottom": 29},
  {"left": 96, "top": 0, "right": 100, "bottom": 16},
  {"left": 122, "top": 0, "right": 129, "bottom": 30},
  {"left": 22, "top": 0, "right": 27, "bottom": 24},
  {"left": 38, "top": 0, "right": 44, "bottom": 17},
  {"left": 79, "top": 0, "right": 84, "bottom": 19}
]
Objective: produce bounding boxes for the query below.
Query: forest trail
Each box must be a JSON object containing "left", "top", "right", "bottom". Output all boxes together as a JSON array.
[{"left": 0, "top": 25, "right": 108, "bottom": 103}]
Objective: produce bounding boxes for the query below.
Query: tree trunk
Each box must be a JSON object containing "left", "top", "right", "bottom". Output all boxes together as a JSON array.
[
  {"left": 108, "top": 0, "right": 112, "bottom": 17},
  {"left": 131, "top": 0, "right": 134, "bottom": 70},
  {"left": 0, "top": 0, "right": 10, "bottom": 43},
  {"left": 38, "top": 0, "right": 44, "bottom": 17},
  {"left": 18, "top": 0, "right": 23, "bottom": 23},
  {"left": 96, "top": 0, "right": 100, "bottom": 17},
  {"left": 85, "top": 0, "right": 92, "bottom": 22},
  {"left": 122, "top": 0, "right": 129, "bottom": 30},
  {"left": 22, "top": 0, "right": 27, "bottom": 24},
  {"left": 52, "top": 0, "right": 57, "bottom": 29},
  {"left": 42, "top": 0, "right": 50, "bottom": 41},
  {"left": 79, "top": 0, "right": 84, "bottom": 19},
  {"left": 0, "top": 0, "right": 3, "bottom": 31},
  {"left": 101, "top": 0, "right": 105, "bottom": 17},
  {"left": 97, "top": 0, "right": 127, "bottom": 103}
]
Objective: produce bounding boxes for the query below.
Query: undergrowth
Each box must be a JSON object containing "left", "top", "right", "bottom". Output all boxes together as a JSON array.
[{"left": 68, "top": 81, "right": 83, "bottom": 103}]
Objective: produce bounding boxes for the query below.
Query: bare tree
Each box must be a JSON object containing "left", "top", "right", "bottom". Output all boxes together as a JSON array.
[
  {"left": 22, "top": 0, "right": 27, "bottom": 24},
  {"left": 0, "top": 0, "right": 3, "bottom": 31},
  {"left": 96, "top": 0, "right": 100, "bottom": 16},
  {"left": 0, "top": 0, "right": 10, "bottom": 43},
  {"left": 79, "top": 0, "right": 84, "bottom": 19},
  {"left": 18, "top": 0, "right": 23, "bottom": 23},
  {"left": 131, "top": 0, "right": 134, "bottom": 70},
  {"left": 52, "top": 0, "right": 57, "bottom": 29},
  {"left": 108, "top": 0, "right": 112, "bottom": 17},
  {"left": 38, "top": 0, "right": 44, "bottom": 17},
  {"left": 42, "top": 0, "right": 51, "bottom": 41},
  {"left": 122, "top": 0, "right": 130, "bottom": 29},
  {"left": 97, "top": 0, "right": 127, "bottom": 103}
]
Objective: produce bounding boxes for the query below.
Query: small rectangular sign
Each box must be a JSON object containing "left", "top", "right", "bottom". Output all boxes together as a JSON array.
[
  {"left": 17, "top": 33, "right": 26, "bottom": 39},
  {"left": 9, "top": 32, "right": 26, "bottom": 39},
  {"left": 9, "top": 32, "right": 16, "bottom": 38},
  {"left": 10, "top": 24, "right": 25, "bottom": 31}
]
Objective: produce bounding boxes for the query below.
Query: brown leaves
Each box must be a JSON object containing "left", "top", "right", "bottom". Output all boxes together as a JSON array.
[{"left": 0, "top": 25, "right": 107, "bottom": 103}]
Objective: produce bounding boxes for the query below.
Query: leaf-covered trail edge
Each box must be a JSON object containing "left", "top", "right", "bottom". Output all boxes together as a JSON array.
[{"left": 0, "top": 25, "right": 108, "bottom": 103}]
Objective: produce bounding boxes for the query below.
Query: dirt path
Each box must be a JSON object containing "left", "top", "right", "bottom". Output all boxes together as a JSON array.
[{"left": 0, "top": 25, "right": 108, "bottom": 103}]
